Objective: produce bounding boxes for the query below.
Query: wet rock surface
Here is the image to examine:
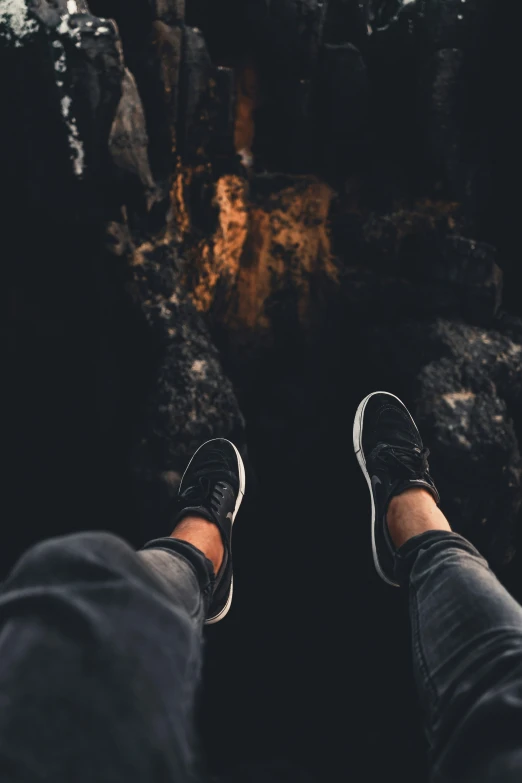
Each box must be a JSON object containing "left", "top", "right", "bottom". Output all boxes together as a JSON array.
[{"left": 3, "top": 0, "right": 522, "bottom": 780}]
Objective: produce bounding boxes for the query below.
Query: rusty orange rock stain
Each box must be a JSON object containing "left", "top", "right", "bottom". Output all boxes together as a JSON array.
[
  {"left": 172, "top": 164, "right": 338, "bottom": 331},
  {"left": 232, "top": 180, "right": 337, "bottom": 330},
  {"left": 170, "top": 166, "right": 191, "bottom": 239},
  {"left": 192, "top": 175, "right": 249, "bottom": 312},
  {"left": 187, "top": 178, "right": 338, "bottom": 328}
]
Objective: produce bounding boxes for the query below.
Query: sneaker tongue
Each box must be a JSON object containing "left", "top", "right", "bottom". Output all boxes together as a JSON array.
[
  {"left": 369, "top": 405, "right": 420, "bottom": 453},
  {"left": 388, "top": 418, "right": 419, "bottom": 451}
]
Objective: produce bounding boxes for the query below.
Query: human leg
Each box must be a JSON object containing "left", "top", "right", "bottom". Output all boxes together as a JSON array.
[
  {"left": 0, "top": 438, "right": 245, "bottom": 782},
  {"left": 354, "top": 392, "right": 522, "bottom": 782}
]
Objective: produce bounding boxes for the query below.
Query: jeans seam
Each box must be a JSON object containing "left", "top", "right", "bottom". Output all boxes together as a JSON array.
[
  {"left": 144, "top": 547, "right": 209, "bottom": 621},
  {"left": 411, "top": 580, "right": 440, "bottom": 723},
  {"left": 172, "top": 554, "right": 206, "bottom": 622}
]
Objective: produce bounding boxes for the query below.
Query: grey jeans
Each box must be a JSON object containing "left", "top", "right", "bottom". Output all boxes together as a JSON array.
[
  {"left": 396, "top": 530, "right": 522, "bottom": 782},
  {"left": 0, "top": 532, "right": 214, "bottom": 783},
  {"left": 1, "top": 530, "right": 522, "bottom": 782}
]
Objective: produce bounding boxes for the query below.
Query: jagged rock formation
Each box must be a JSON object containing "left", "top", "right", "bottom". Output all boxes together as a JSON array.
[
  {"left": 1, "top": 0, "right": 246, "bottom": 528},
  {"left": 3, "top": 0, "right": 522, "bottom": 780}
]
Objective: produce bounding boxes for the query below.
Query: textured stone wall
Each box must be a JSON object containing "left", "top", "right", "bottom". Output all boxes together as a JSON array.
[
  {"left": 3, "top": 0, "right": 522, "bottom": 559},
  {"left": 3, "top": 1, "right": 522, "bottom": 780}
]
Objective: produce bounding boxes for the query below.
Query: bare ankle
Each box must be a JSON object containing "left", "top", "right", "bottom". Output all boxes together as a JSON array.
[
  {"left": 386, "top": 488, "right": 451, "bottom": 549},
  {"left": 171, "top": 515, "right": 224, "bottom": 576}
]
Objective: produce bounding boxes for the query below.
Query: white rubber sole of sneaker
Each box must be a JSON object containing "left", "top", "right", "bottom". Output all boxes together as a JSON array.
[
  {"left": 178, "top": 438, "right": 246, "bottom": 625},
  {"left": 353, "top": 391, "right": 416, "bottom": 588}
]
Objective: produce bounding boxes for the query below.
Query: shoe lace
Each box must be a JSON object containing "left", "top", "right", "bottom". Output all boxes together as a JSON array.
[
  {"left": 179, "top": 448, "right": 237, "bottom": 506},
  {"left": 180, "top": 476, "right": 211, "bottom": 505},
  {"left": 371, "top": 443, "right": 431, "bottom": 479}
]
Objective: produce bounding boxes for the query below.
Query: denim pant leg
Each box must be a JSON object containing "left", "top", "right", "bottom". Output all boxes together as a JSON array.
[
  {"left": 396, "top": 531, "right": 522, "bottom": 783},
  {"left": 0, "top": 531, "right": 214, "bottom": 783}
]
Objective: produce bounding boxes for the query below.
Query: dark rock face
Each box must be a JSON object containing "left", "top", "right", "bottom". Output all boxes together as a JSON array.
[
  {"left": 109, "top": 68, "right": 157, "bottom": 207},
  {"left": 3, "top": 0, "right": 522, "bottom": 781},
  {"left": 2, "top": 0, "right": 245, "bottom": 547},
  {"left": 1, "top": 0, "right": 124, "bottom": 215},
  {"left": 124, "top": 235, "right": 245, "bottom": 521}
]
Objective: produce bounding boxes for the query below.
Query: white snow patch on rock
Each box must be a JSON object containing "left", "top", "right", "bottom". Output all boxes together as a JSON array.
[
  {"left": 61, "top": 94, "right": 72, "bottom": 117},
  {"left": 57, "top": 13, "right": 82, "bottom": 47},
  {"left": 52, "top": 38, "right": 85, "bottom": 177},
  {"left": 55, "top": 49, "right": 66, "bottom": 72},
  {"left": 0, "top": 0, "right": 39, "bottom": 46},
  {"left": 66, "top": 118, "right": 85, "bottom": 176}
]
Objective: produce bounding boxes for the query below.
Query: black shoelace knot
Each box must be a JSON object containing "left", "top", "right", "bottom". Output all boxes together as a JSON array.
[{"left": 371, "top": 443, "right": 431, "bottom": 479}]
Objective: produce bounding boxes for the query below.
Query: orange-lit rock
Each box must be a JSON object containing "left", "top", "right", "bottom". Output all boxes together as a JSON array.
[
  {"left": 231, "top": 179, "right": 337, "bottom": 330},
  {"left": 174, "top": 171, "right": 338, "bottom": 332},
  {"left": 192, "top": 174, "right": 249, "bottom": 313}
]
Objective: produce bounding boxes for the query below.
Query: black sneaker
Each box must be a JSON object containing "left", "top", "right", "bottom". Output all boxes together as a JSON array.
[
  {"left": 353, "top": 392, "right": 440, "bottom": 586},
  {"left": 175, "top": 438, "right": 245, "bottom": 624}
]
